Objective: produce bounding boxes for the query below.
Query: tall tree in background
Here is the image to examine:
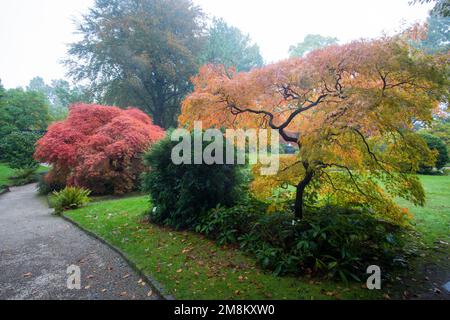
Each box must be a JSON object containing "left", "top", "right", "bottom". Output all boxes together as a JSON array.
[
  {"left": 289, "top": 34, "right": 338, "bottom": 57},
  {"left": 432, "top": 0, "right": 450, "bottom": 16},
  {"left": 66, "top": 0, "right": 206, "bottom": 128},
  {"left": 410, "top": 0, "right": 450, "bottom": 53},
  {"left": 51, "top": 79, "right": 90, "bottom": 109},
  {"left": 418, "top": 133, "right": 449, "bottom": 171},
  {"left": 419, "top": 15, "right": 450, "bottom": 53},
  {"left": 0, "top": 88, "right": 50, "bottom": 139},
  {"left": 27, "top": 77, "right": 52, "bottom": 100},
  {"left": 28, "top": 77, "right": 89, "bottom": 121},
  {"left": 0, "top": 80, "right": 5, "bottom": 109},
  {"left": 424, "top": 120, "right": 450, "bottom": 156},
  {"left": 200, "top": 18, "right": 264, "bottom": 72},
  {"left": 411, "top": 0, "right": 449, "bottom": 17},
  {"left": 0, "top": 87, "right": 50, "bottom": 162}
]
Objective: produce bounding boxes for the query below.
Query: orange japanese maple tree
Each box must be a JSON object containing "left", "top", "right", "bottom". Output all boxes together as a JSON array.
[
  {"left": 180, "top": 36, "right": 449, "bottom": 222},
  {"left": 35, "top": 103, "right": 165, "bottom": 194}
]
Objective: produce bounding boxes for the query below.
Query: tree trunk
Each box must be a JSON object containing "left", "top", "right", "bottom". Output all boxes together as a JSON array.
[
  {"left": 152, "top": 108, "right": 165, "bottom": 129},
  {"left": 294, "top": 170, "right": 314, "bottom": 219}
]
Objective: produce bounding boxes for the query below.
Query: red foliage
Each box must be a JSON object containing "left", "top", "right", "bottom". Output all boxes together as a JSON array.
[{"left": 35, "top": 103, "right": 165, "bottom": 194}]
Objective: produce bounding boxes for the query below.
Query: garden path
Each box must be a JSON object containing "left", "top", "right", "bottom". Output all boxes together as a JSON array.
[{"left": 0, "top": 184, "right": 160, "bottom": 300}]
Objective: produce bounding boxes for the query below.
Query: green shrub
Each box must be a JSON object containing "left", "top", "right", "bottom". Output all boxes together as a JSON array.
[
  {"left": 37, "top": 173, "right": 65, "bottom": 195},
  {"left": 419, "top": 133, "right": 449, "bottom": 173},
  {"left": 255, "top": 208, "right": 403, "bottom": 280},
  {"left": 53, "top": 187, "right": 91, "bottom": 214},
  {"left": 142, "top": 133, "right": 247, "bottom": 230},
  {"left": 0, "top": 131, "right": 41, "bottom": 170},
  {"left": 196, "top": 198, "right": 267, "bottom": 245},
  {"left": 197, "top": 203, "right": 405, "bottom": 281},
  {"left": 8, "top": 167, "right": 39, "bottom": 186}
]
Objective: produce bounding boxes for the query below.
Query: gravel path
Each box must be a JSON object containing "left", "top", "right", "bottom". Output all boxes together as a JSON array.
[{"left": 0, "top": 184, "right": 161, "bottom": 300}]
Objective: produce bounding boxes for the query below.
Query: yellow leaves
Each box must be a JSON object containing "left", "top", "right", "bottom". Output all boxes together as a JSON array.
[
  {"left": 250, "top": 144, "right": 416, "bottom": 225},
  {"left": 317, "top": 170, "right": 414, "bottom": 226},
  {"left": 178, "top": 36, "right": 448, "bottom": 224},
  {"left": 266, "top": 204, "right": 278, "bottom": 214},
  {"left": 376, "top": 201, "right": 412, "bottom": 226},
  {"left": 251, "top": 155, "right": 303, "bottom": 200},
  {"left": 182, "top": 35, "right": 448, "bottom": 135}
]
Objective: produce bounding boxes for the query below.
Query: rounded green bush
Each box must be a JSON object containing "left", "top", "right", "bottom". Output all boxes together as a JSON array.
[
  {"left": 142, "top": 133, "right": 247, "bottom": 230},
  {"left": 419, "top": 132, "right": 449, "bottom": 172},
  {"left": 0, "top": 131, "right": 41, "bottom": 169}
]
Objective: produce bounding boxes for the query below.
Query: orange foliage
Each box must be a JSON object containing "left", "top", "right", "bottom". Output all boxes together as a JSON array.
[{"left": 180, "top": 36, "right": 449, "bottom": 222}]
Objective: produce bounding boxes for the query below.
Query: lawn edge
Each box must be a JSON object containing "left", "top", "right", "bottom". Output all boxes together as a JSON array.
[
  {"left": 61, "top": 213, "right": 175, "bottom": 301},
  {"left": 0, "top": 186, "right": 10, "bottom": 196}
]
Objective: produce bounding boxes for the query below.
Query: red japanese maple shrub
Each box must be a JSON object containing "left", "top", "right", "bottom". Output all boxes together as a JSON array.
[{"left": 35, "top": 103, "right": 165, "bottom": 194}]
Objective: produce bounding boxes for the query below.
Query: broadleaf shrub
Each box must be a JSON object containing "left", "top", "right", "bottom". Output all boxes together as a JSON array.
[
  {"left": 196, "top": 198, "right": 267, "bottom": 246},
  {"left": 8, "top": 168, "right": 40, "bottom": 186},
  {"left": 0, "top": 131, "right": 41, "bottom": 170},
  {"left": 34, "top": 104, "right": 165, "bottom": 195},
  {"left": 142, "top": 134, "right": 247, "bottom": 229},
  {"left": 197, "top": 201, "right": 405, "bottom": 281},
  {"left": 419, "top": 133, "right": 449, "bottom": 173},
  {"left": 53, "top": 187, "right": 91, "bottom": 214}
]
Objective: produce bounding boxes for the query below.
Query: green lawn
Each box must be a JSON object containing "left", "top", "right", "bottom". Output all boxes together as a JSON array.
[
  {"left": 65, "top": 196, "right": 380, "bottom": 300},
  {"left": 393, "top": 175, "right": 450, "bottom": 297},
  {"left": 0, "top": 163, "right": 16, "bottom": 186},
  {"left": 64, "top": 174, "right": 449, "bottom": 300},
  {"left": 0, "top": 163, "right": 49, "bottom": 187},
  {"left": 398, "top": 175, "right": 450, "bottom": 246}
]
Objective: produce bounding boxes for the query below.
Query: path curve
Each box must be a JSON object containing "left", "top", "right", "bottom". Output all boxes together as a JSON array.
[{"left": 0, "top": 184, "right": 161, "bottom": 300}]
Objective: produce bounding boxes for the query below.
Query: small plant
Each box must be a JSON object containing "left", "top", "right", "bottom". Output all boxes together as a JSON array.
[
  {"left": 53, "top": 187, "right": 91, "bottom": 214},
  {"left": 9, "top": 168, "right": 39, "bottom": 186},
  {"left": 196, "top": 198, "right": 266, "bottom": 246}
]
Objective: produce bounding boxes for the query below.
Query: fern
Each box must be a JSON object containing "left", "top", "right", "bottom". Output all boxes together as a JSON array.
[{"left": 53, "top": 187, "right": 91, "bottom": 214}]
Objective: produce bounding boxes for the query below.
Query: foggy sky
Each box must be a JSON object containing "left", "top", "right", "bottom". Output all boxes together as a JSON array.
[{"left": 0, "top": 0, "right": 434, "bottom": 89}]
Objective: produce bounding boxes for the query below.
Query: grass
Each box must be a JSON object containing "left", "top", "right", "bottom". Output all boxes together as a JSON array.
[
  {"left": 64, "top": 174, "right": 450, "bottom": 300},
  {"left": 65, "top": 197, "right": 380, "bottom": 300},
  {"left": 0, "top": 163, "right": 49, "bottom": 190},
  {"left": 0, "top": 163, "right": 16, "bottom": 186},
  {"left": 399, "top": 175, "right": 450, "bottom": 246},
  {"left": 389, "top": 175, "right": 450, "bottom": 298}
]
